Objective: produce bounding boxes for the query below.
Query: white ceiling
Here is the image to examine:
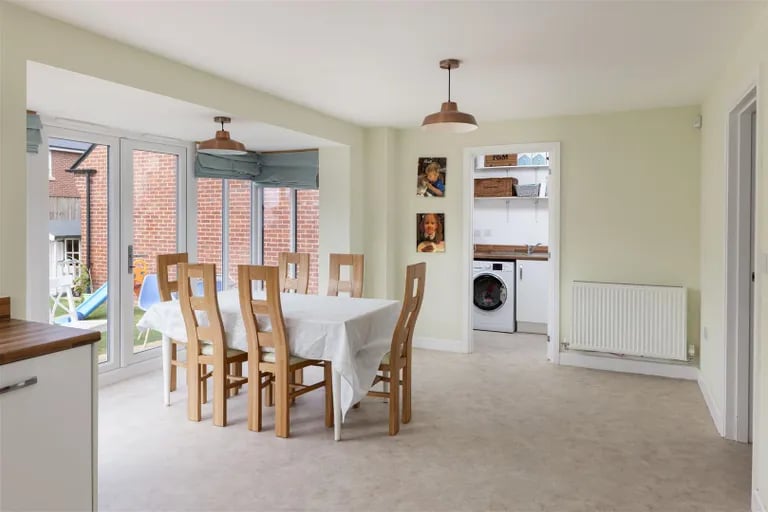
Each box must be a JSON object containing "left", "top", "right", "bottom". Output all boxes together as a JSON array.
[
  {"left": 16, "top": 0, "right": 767, "bottom": 128},
  {"left": 27, "top": 62, "right": 338, "bottom": 151}
]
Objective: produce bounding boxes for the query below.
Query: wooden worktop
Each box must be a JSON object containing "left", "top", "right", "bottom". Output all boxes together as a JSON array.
[
  {"left": 0, "top": 297, "right": 100, "bottom": 365},
  {"left": 474, "top": 244, "right": 550, "bottom": 261}
]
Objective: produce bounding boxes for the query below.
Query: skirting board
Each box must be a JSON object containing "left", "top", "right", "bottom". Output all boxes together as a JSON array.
[
  {"left": 414, "top": 337, "right": 469, "bottom": 354},
  {"left": 559, "top": 351, "right": 698, "bottom": 380},
  {"left": 754, "top": 489, "right": 766, "bottom": 512},
  {"left": 698, "top": 373, "right": 725, "bottom": 437}
]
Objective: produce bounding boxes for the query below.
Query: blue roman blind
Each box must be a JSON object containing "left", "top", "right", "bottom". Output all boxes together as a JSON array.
[
  {"left": 194, "top": 150, "right": 318, "bottom": 189},
  {"left": 27, "top": 112, "right": 43, "bottom": 154}
]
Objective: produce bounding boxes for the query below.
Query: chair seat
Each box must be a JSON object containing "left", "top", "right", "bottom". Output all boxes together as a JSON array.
[
  {"left": 261, "top": 351, "right": 306, "bottom": 365},
  {"left": 201, "top": 344, "right": 247, "bottom": 358},
  {"left": 381, "top": 351, "right": 390, "bottom": 365}
]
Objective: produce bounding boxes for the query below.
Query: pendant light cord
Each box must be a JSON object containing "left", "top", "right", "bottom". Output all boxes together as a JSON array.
[{"left": 447, "top": 66, "right": 452, "bottom": 102}]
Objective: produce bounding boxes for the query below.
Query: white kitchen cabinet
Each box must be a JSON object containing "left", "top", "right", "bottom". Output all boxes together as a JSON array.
[
  {"left": 0, "top": 344, "right": 97, "bottom": 511},
  {"left": 516, "top": 259, "right": 548, "bottom": 333}
]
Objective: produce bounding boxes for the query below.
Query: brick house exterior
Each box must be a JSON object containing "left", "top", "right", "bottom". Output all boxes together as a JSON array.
[{"left": 49, "top": 147, "right": 319, "bottom": 294}]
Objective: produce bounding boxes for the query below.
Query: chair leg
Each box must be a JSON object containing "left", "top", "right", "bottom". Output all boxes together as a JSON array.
[
  {"left": 248, "top": 365, "right": 262, "bottom": 432},
  {"left": 228, "top": 362, "right": 239, "bottom": 398},
  {"left": 293, "top": 368, "right": 303, "bottom": 404},
  {"left": 403, "top": 360, "right": 412, "bottom": 424},
  {"left": 265, "top": 381, "right": 274, "bottom": 407},
  {"left": 324, "top": 363, "right": 334, "bottom": 428},
  {"left": 388, "top": 367, "right": 400, "bottom": 436},
  {"left": 187, "top": 359, "right": 202, "bottom": 423},
  {"left": 169, "top": 343, "right": 178, "bottom": 392},
  {"left": 275, "top": 370, "right": 290, "bottom": 438},
  {"left": 213, "top": 357, "right": 227, "bottom": 427},
  {"left": 382, "top": 369, "right": 389, "bottom": 393}
]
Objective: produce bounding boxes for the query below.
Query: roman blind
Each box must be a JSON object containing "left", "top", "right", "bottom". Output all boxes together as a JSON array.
[
  {"left": 27, "top": 112, "right": 42, "bottom": 154},
  {"left": 194, "top": 150, "right": 318, "bottom": 189}
]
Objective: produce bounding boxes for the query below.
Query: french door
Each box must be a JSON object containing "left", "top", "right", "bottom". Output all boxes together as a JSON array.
[{"left": 119, "top": 139, "right": 187, "bottom": 367}]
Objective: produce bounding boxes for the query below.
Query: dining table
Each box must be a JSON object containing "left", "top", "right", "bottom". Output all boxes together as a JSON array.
[{"left": 137, "top": 289, "right": 401, "bottom": 441}]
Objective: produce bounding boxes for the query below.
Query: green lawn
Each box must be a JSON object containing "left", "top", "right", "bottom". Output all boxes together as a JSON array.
[{"left": 50, "top": 296, "right": 161, "bottom": 363}]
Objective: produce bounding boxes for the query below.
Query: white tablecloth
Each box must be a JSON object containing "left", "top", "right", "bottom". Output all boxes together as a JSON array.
[{"left": 137, "top": 290, "right": 400, "bottom": 418}]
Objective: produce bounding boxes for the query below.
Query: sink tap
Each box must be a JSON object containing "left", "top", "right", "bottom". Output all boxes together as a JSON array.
[{"left": 526, "top": 243, "right": 542, "bottom": 255}]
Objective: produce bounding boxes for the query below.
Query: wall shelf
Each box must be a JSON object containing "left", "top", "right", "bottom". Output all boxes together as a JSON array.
[
  {"left": 474, "top": 196, "right": 549, "bottom": 201},
  {"left": 475, "top": 165, "right": 549, "bottom": 170}
]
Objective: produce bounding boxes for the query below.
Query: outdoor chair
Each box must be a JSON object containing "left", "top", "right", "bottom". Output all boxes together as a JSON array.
[{"left": 137, "top": 273, "right": 160, "bottom": 348}]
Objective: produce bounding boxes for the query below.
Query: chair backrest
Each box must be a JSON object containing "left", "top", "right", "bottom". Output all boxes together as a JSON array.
[
  {"left": 157, "top": 253, "right": 188, "bottom": 301},
  {"left": 278, "top": 252, "right": 310, "bottom": 294},
  {"left": 238, "top": 265, "right": 290, "bottom": 366},
  {"left": 390, "top": 263, "right": 427, "bottom": 363},
  {"left": 327, "top": 253, "right": 364, "bottom": 298},
  {"left": 178, "top": 263, "right": 226, "bottom": 357},
  {"left": 137, "top": 273, "right": 160, "bottom": 311}
]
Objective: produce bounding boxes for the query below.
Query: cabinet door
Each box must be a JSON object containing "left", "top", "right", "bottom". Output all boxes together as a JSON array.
[
  {"left": 0, "top": 345, "right": 93, "bottom": 511},
  {"left": 516, "top": 260, "right": 548, "bottom": 324}
]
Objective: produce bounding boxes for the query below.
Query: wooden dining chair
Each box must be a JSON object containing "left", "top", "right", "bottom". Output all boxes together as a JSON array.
[
  {"left": 366, "top": 262, "right": 426, "bottom": 435},
  {"left": 157, "top": 252, "right": 188, "bottom": 397},
  {"left": 238, "top": 264, "right": 333, "bottom": 438},
  {"left": 327, "top": 253, "right": 364, "bottom": 298},
  {"left": 179, "top": 263, "right": 247, "bottom": 427},
  {"left": 278, "top": 252, "right": 310, "bottom": 294}
]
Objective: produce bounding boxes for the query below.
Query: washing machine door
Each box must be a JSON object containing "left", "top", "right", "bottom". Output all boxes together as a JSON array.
[{"left": 473, "top": 273, "right": 507, "bottom": 311}]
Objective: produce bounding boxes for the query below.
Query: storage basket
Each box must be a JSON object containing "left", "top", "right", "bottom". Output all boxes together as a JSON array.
[
  {"left": 474, "top": 177, "right": 517, "bottom": 197},
  {"left": 514, "top": 183, "right": 540, "bottom": 197}
]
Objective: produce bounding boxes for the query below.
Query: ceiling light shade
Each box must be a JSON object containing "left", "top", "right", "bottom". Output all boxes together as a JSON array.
[
  {"left": 422, "top": 59, "right": 478, "bottom": 133},
  {"left": 197, "top": 116, "right": 247, "bottom": 155}
]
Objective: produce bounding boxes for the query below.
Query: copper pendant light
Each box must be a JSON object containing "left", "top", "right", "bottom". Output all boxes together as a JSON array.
[
  {"left": 422, "top": 59, "right": 478, "bottom": 133},
  {"left": 197, "top": 116, "right": 247, "bottom": 155}
]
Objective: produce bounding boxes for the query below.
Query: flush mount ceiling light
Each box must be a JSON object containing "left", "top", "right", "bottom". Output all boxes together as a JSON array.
[
  {"left": 197, "top": 116, "right": 247, "bottom": 155},
  {"left": 421, "top": 59, "right": 478, "bottom": 133}
]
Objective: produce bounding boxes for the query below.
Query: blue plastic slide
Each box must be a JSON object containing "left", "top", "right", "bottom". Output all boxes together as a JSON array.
[{"left": 74, "top": 282, "right": 108, "bottom": 320}]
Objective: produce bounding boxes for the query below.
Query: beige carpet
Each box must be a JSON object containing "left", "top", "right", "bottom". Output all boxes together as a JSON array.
[{"left": 98, "top": 332, "right": 751, "bottom": 511}]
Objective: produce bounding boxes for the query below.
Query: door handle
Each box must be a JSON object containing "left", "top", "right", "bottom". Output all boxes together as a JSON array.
[
  {"left": 0, "top": 377, "right": 38, "bottom": 395},
  {"left": 519, "top": 266, "right": 523, "bottom": 280},
  {"left": 127, "top": 245, "right": 148, "bottom": 273}
]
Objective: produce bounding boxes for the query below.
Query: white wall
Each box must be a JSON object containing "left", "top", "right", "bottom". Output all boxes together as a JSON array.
[
  {"left": 473, "top": 199, "right": 549, "bottom": 246},
  {"left": 381, "top": 107, "right": 701, "bottom": 348},
  {"left": 697, "top": 5, "right": 768, "bottom": 505}
]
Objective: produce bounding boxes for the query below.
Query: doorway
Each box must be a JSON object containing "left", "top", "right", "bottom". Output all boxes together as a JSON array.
[
  {"left": 43, "top": 126, "right": 187, "bottom": 375},
  {"left": 724, "top": 86, "right": 757, "bottom": 443},
  {"left": 464, "top": 142, "right": 560, "bottom": 362}
]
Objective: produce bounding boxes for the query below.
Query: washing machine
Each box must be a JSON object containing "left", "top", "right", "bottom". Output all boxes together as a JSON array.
[{"left": 473, "top": 260, "right": 516, "bottom": 333}]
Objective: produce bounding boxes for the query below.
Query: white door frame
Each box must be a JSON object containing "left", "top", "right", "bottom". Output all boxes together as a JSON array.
[
  {"left": 463, "top": 141, "right": 561, "bottom": 362},
  {"left": 119, "top": 138, "right": 188, "bottom": 367},
  {"left": 724, "top": 85, "right": 758, "bottom": 442},
  {"left": 43, "top": 125, "right": 122, "bottom": 373}
]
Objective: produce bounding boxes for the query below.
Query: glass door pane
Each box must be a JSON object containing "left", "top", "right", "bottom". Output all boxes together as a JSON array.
[
  {"left": 263, "top": 188, "right": 292, "bottom": 266},
  {"left": 121, "top": 140, "right": 185, "bottom": 364},
  {"left": 226, "top": 180, "right": 252, "bottom": 289},
  {"left": 47, "top": 137, "right": 114, "bottom": 369},
  {"left": 296, "top": 189, "right": 320, "bottom": 294}
]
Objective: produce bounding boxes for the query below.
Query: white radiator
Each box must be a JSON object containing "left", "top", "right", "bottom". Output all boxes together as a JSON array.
[{"left": 570, "top": 281, "right": 688, "bottom": 361}]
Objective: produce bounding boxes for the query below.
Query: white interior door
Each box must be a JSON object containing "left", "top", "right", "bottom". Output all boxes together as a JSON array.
[{"left": 119, "top": 139, "right": 187, "bottom": 366}]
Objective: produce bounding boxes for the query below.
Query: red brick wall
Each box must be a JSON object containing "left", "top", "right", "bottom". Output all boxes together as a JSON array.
[
  {"left": 75, "top": 145, "right": 109, "bottom": 288},
  {"left": 196, "top": 178, "right": 223, "bottom": 268},
  {"left": 227, "top": 180, "right": 251, "bottom": 287},
  {"left": 131, "top": 150, "right": 178, "bottom": 275},
  {"left": 50, "top": 147, "right": 320, "bottom": 294},
  {"left": 49, "top": 150, "right": 81, "bottom": 197},
  {"left": 296, "top": 189, "right": 320, "bottom": 294}
]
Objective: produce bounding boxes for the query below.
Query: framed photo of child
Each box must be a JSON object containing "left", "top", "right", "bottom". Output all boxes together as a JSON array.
[
  {"left": 416, "top": 157, "right": 447, "bottom": 197},
  {"left": 416, "top": 213, "right": 445, "bottom": 253}
]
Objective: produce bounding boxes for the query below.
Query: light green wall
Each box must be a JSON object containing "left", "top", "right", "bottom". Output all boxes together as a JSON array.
[
  {"left": 0, "top": 2, "right": 365, "bottom": 316},
  {"left": 389, "top": 107, "right": 701, "bottom": 347},
  {"left": 699, "top": 5, "right": 768, "bottom": 501}
]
